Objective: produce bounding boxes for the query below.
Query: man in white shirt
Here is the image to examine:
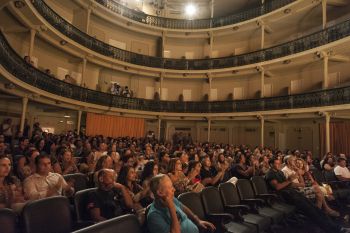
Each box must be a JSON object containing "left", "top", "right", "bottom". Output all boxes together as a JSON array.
[
  {"left": 24, "top": 154, "right": 74, "bottom": 200},
  {"left": 334, "top": 157, "right": 350, "bottom": 181}
]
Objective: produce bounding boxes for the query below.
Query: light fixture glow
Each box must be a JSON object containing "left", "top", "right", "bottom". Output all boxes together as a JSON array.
[
  {"left": 185, "top": 3, "right": 197, "bottom": 17},
  {"left": 64, "top": 115, "right": 71, "bottom": 118}
]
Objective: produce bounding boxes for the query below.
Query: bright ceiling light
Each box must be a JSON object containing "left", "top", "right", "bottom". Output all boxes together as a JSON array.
[{"left": 185, "top": 3, "right": 197, "bottom": 17}]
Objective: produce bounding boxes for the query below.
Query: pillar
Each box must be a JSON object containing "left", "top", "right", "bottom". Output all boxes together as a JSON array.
[
  {"left": 77, "top": 110, "right": 82, "bottom": 135},
  {"left": 159, "top": 73, "right": 164, "bottom": 100},
  {"left": 260, "top": 116, "right": 265, "bottom": 147},
  {"left": 322, "top": 0, "right": 327, "bottom": 29},
  {"left": 86, "top": 8, "right": 91, "bottom": 34},
  {"left": 208, "top": 76, "right": 212, "bottom": 101},
  {"left": 28, "top": 29, "right": 36, "bottom": 58},
  {"left": 325, "top": 112, "right": 330, "bottom": 153},
  {"left": 157, "top": 118, "right": 161, "bottom": 140},
  {"left": 20, "top": 97, "right": 28, "bottom": 132},
  {"left": 323, "top": 55, "right": 329, "bottom": 89},
  {"left": 261, "top": 24, "right": 265, "bottom": 49},
  {"left": 260, "top": 69, "right": 265, "bottom": 98},
  {"left": 207, "top": 118, "right": 211, "bottom": 142},
  {"left": 80, "top": 58, "right": 87, "bottom": 86}
]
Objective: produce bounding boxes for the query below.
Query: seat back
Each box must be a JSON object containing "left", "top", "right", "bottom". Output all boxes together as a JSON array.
[
  {"left": 310, "top": 168, "right": 326, "bottom": 184},
  {"left": 74, "top": 188, "right": 97, "bottom": 222},
  {"left": 201, "top": 186, "right": 225, "bottom": 214},
  {"left": 218, "top": 182, "right": 241, "bottom": 206},
  {"left": 178, "top": 192, "right": 206, "bottom": 220},
  {"left": 236, "top": 179, "right": 255, "bottom": 199},
  {"left": 0, "top": 208, "right": 17, "bottom": 233},
  {"left": 324, "top": 170, "right": 339, "bottom": 182},
  {"left": 72, "top": 214, "right": 142, "bottom": 233},
  {"left": 63, "top": 173, "right": 88, "bottom": 192},
  {"left": 22, "top": 196, "right": 72, "bottom": 233},
  {"left": 251, "top": 176, "right": 269, "bottom": 195}
]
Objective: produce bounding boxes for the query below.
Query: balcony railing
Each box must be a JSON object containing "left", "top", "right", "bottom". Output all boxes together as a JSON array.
[
  {"left": 1, "top": 32, "right": 350, "bottom": 114},
  {"left": 31, "top": 0, "right": 350, "bottom": 71},
  {"left": 94, "top": 0, "right": 295, "bottom": 30}
]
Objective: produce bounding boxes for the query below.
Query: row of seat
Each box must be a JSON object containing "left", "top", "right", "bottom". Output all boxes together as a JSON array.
[
  {"left": 176, "top": 177, "right": 296, "bottom": 233},
  {"left": 0, "top": 176, "right": 295, "bottom": 233}
]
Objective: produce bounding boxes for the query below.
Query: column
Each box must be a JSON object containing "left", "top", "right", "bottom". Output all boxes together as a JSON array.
[
  {"left": 157, "top": 118, "right": 161, "bottom": 140},
  {"left": 28, "top": 29, "right": 36, "bottom": 58},
  {"left": 260, "top": 69, "right": 265, "bottom": 98},
  {"left": 86, "top": 8, "right": 91, "bottom": 33},
  {"left": 322, "top": 0, "right": 327, "bottom": 29},
  {"left": 207, "top": 118, "right": 211, "bottom": 142},
  {"left": 208, "top": 75, "right": 212, "bottom": 101},
  {"left": 260, "top": 116, "right": 264, "bottom": 147},
  {"left": 261, "top": 24, "right": 265, "bottom": 49},
  {"left": 161, "top": 31, "right": 166, "bottom": 57},
  {"left": 20, "top": 97, "right": 28, "bottom": 132},
  {"left": 210, "top": 0, "right": 214, "bottom": 18},
  {"left": 159, "top": 73, "right": 164, "bottom": 100},
  {"left": 323, "top": 55, "right": 329, "bottom": 89},
  {"left": 209, "top": 31, "right": 214, "bottom": 57},
  {"left": 77, "top": 110, "right": 82, "bottom": 135},
  {"left": 325, "top": 112, "right": 330, "bottom": 153},
  {"left": 80, "top": 58, "right": 87, "bottom": 86}
]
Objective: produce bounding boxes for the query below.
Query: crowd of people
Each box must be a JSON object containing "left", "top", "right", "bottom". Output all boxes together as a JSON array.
[
  {"left": 110, "top": 82, "right": 132, "bottom": 97},
  {"left": 1, "top": 118, "right": 350, "bottom": 232}
]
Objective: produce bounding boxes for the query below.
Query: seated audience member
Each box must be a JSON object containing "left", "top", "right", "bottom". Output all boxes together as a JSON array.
[
  {"left": 231, "top": 153, "right": 256, "bottom": 179},
  {"left": 60, "top": 149, "right": 79, "bottom": 175},
  {"left": 23, "top": 154, "right": 74, "bottom": 200},
  {"left": 117, "top": 166, "right": 146, "bottom": 209},
  {"left": 266, "top": 156, "right": 350, "bottom": 233},
  {"left": 178, "top": 151, "right": 189, "bottom": 174},
  {"left": 139, "top": 161, "right": 158, "bottom": 207},
  {"left": 168, "top": 158, "right": 190, "bottom": 196},
  {"left": 200, "top": 155, "right": 225, "bottom": 186},
  {"left": 0, "top": 155, "right": 25, "bottom": 209},
  {"left": 14, "top": 155, "right": 30, "bottom": 181},
  {"left": 295, "top": 158, "right": 339, "bottom": 216},
  {"left": 334, "top": 157, "right": 350, "bottom": 181},
  {"left": 87, "top": 169, "right": 133, "bottom": 222},
  {"left": 12, "top": 137, "right": 29, "bottom": 156},
  {"left": 26, "top": 148, "right": 39, "bottom": 175},
  {"left": 259, "top": 154, "right": 270, "bottom": 175},
  {"left": 186, "top": 161, "right": 205, "bottom": 193},
  {"left": 147, "top": 174, "right": 215, "bottom": 233},
  {"left": 322, "top": 157, "right": 335, "bottom": 171},
  {"left": 158, "top": 151, "right": 170, "bottom": 174}
]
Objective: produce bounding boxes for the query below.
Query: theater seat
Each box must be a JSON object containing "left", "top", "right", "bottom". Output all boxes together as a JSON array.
[
  {"left": 179, "top": 191, "right": 255, "bottom": 233},
  {"left": 236, "top": 179, "right": 284, "bottom": 224},
  {"left": 72, "top": 214, "right": 142, "bottom": 233},
  {"left": 63, "top": 173, "right": 88, "bottom": 193},
  {"left": 218, "top": 183, "right": 271, "bottom": 233},
  {"left": 250, "top": 176, "right": 295, "bottom": 217},
  {"left": 22, "top": 196, "right": 72, "bottom": 233},
  {"left": 74, "top": 188, "right": 97, "bottom": 223},
  {"left": 0, "top": 208, "right": 17, "bottom": 233}
]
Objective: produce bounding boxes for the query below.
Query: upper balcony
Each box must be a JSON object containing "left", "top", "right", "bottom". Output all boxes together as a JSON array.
[
  {"left": 22, "top": 0, "right": 350, "bottom": 69},
  {"left": 1, "top": 30, "right": 350, "bottom": 117}
]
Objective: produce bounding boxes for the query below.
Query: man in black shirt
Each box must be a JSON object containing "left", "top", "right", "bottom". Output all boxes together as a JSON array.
[
  {"left": 266, "top": 156, "right": 350, "bottom": 233},
  {"left": 87, "top": 169, "right": 133, "bottom": 222}
]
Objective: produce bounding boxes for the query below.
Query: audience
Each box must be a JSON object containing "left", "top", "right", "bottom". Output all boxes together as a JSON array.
[{"left": 1, "top": 118, "right": 350, "bottom": 232}]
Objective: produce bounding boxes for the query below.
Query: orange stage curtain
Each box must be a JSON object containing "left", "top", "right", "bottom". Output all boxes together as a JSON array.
[
  {"left": 86, "top": 113, "right": 145, "bottom": 138},
  {"left": 320, "top": 122, "right": 350, "bottom": 159}
]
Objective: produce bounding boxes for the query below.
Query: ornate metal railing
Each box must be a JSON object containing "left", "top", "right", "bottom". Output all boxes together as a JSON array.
[
  {"left": 31, "top": 0, "right": 350, "bottom": 71},
  {"left": 1, "top": 32, "right": 350, "bottom": 113},
  {"left": 94, "top": 0, "right": 295, "bottom": 30}
]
